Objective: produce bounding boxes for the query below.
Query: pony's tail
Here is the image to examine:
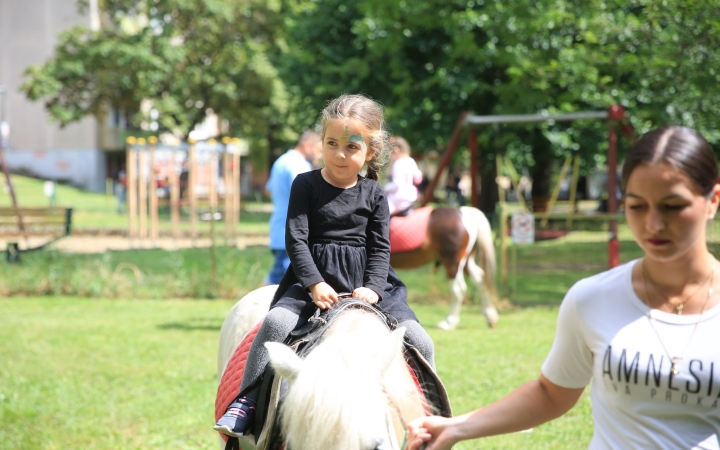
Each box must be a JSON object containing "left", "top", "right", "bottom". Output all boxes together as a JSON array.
[{"left": 470, "top": 207, "right": 501, "bottom": 308}]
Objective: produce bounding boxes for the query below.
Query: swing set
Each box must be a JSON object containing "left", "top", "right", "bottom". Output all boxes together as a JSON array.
[{"left": 421, "top": 105, "right": 636, "bottom": 269}]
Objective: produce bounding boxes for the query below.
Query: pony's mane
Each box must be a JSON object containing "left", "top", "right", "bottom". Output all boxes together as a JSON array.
[{"left": 279, "top": 310, "right": 425, "bottom": 450}]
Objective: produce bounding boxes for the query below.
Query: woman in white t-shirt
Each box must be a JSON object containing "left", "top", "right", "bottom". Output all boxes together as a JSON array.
[{"left": 407, "top": 125, "right": 720, "bottom": 450}]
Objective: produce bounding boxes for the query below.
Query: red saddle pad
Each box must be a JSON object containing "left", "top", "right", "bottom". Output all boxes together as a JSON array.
[
  {"left": 389, "top": 206, "right": 433, "bottom": 253},
  {"left": 215, "top": 319, "right": 264, "bottom": 445}
]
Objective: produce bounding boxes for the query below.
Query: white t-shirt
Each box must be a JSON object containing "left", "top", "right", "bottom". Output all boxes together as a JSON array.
[{"left": 542, "top": 260, "right": 720, "bottom": 449}]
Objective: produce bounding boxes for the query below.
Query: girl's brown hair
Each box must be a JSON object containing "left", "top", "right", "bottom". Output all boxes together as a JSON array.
[
  {"left": 622, "top": 125, "right": 718, "bottom": 196},
  {"left": 320, "top": 94, "right": 391, "bottom": 181}
]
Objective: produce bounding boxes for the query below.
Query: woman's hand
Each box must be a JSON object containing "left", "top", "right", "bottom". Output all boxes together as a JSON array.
[
  {"left": 407, "top": 416, "right": 457, "bottom": 450},
  {"left": 352, "top": 287, "right": 379, "bottom": 304},
  {"left": 309, "top": 282, "right": 338, "bottom": 310}
]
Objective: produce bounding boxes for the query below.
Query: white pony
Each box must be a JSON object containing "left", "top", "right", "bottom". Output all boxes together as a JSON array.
[{"left": 217, "top": 286, "right": 427, "bottom": 450}]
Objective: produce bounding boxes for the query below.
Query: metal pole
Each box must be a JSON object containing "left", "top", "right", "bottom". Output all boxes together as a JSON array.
[{"left": 607, "top": 118, "right": 620, "bottom": 268}]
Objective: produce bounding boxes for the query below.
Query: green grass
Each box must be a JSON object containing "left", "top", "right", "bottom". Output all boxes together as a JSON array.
[
  {"left": 0, "top": 247, "right": 273, "bottom": 299},
  {"left": 0, "top": 298, "right": 591, "bottom": 450},
  {"left": 0, "top": 175, "right": 271, "bottom": 234}
]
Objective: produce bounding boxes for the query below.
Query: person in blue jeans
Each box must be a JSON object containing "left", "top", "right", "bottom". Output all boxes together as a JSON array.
[{"left": 264, "top": 130, "right": 322, "bottom": 285}]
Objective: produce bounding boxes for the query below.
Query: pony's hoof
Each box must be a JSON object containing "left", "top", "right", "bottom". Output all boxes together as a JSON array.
[{"left": 437, "top": 318, "right": 458, "bottom": 331}]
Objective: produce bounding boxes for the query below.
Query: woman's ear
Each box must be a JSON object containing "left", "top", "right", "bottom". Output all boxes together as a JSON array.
[
  {"left": 365, "top": 148, "right": 376, "bottom": 162},
  {"left": 707, "top": 180, "right": 720, "bottom": 220}
]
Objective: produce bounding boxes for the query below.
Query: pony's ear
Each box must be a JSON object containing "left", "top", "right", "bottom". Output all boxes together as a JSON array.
[
  {"left": 379, "top": 326, "right": 406, "bottom": 372},
  {"left": 265, "top": 342, "right": 303, "bottom": 382}
]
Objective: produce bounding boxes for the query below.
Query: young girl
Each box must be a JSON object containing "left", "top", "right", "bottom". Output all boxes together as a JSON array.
[
  {"left": 407, "top": 125, "right": 720, "bottom": 450},
  {"left": 215, "top": 94, "right": 436, "bottom": 438}
]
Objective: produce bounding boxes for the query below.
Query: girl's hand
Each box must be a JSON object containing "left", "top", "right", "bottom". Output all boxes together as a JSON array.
[
  {"left": 352, "top": 287, "right": 379, "bottom": 304},
  {"left": 309, "top": 282, "right": 338, "bottom": 310},
  {"left": 407, "top": 416, "right": 457, "bottom": 450}
]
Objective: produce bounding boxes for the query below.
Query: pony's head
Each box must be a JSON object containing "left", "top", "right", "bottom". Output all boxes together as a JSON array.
[{"left": 266, "top": 311, "right": 426, "bottom": 450}]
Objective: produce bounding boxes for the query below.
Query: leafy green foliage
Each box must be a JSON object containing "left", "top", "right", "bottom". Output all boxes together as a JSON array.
[
  {"left": 22, "top": 0, "right": 289, "bottom": 148},
  {"left": 280, "top": 0, "right": 720, "bottom": 176}
]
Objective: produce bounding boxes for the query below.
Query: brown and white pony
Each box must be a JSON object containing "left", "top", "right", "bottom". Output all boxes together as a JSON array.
[{"left": 390, "top": 206, "right": 500, "bottom": 329}]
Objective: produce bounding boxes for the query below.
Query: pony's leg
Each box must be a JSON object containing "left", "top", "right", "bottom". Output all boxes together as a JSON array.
[
  {"left": 437, "top": 257, "right": 467, "bottom": 331},
  {"left": 467, "top": 254, "right": 499, "bottom": 328}
]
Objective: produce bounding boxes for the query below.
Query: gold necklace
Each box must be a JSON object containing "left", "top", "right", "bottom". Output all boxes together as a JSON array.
[
  {"left": 640, "top": 259, "right": 714, "bottom": 376},
  {"left": 641, "top": 260, "right": 714, "bottom": 315}
]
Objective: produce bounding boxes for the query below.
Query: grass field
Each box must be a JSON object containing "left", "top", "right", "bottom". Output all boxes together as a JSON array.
[{"left": 0, "top": 298, "right": 592, "bottom": 450}]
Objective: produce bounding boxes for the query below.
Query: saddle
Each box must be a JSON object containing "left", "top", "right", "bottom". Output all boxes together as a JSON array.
[
  {"left": 389, "top": 206, "right": 433, "bottom": 253},
  {"left": 218, "top": 298, "right": 451, "bottom": 450}
]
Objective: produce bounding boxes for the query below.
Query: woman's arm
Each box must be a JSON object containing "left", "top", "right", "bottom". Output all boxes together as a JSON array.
[{"left": 408, "top": 374, "right": 584, "bottom": 450}]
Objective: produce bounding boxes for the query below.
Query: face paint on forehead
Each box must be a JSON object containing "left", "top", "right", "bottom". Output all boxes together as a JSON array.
[{"left": 340, "top": 125, "right": 351, "bottom": 142}]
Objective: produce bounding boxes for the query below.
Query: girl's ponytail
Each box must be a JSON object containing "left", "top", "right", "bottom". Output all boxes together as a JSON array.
[{"left": 366, "top": 155, "right": 380, "bottom": 181}]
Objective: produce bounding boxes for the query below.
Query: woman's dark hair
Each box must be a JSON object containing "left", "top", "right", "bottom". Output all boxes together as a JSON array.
[{"left": 622, "top": 125, "right": 718, "bottom": 196}]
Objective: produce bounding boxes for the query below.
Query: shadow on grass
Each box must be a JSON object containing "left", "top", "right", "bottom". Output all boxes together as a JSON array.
[{"left": 157, "top": 319, "right": 223, "bottom": 331}]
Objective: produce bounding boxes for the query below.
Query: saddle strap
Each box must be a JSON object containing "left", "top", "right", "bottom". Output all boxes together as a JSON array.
[{"left": 224, "top": 437, "right": 239, "bottom": 450}]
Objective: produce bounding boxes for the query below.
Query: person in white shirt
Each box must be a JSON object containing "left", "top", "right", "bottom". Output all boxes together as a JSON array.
[
  {"left": 385, "top": 137, "right": 423, "bottom": 216},
  {"left": 407, "top": 125, "right": 720, "bottom": 450}
]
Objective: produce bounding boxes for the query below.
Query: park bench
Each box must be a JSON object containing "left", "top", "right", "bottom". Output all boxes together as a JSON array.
[{"left": 0, "top": 207, "right": 73, "bottom": 263}]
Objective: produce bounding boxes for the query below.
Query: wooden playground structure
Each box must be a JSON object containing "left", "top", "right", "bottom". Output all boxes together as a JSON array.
[{"left": 124, "top": 136, "right": 245, "bottom": 246}]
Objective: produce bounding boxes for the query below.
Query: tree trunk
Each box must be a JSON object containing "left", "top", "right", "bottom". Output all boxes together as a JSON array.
[
  {"left": 529, "top": 129, "right": 553, "bottom": 212},
  {"left": 479, "top": 154, "right": 498, "bottom": 221}
]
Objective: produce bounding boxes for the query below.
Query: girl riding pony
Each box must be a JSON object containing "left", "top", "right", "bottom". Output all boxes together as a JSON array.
[{"left": 215, "top": 94, "right": 435, "bottom": 438}]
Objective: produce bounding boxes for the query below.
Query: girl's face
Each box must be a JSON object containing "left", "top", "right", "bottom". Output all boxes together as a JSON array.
[
  {"left": 321, "top": 120, "right": 375, "bottom": 188},
  {"left": 624, "top": 162, "right": 720, "bottom": 263}
]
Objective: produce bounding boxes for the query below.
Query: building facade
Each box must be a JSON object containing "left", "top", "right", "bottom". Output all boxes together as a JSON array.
[{"left": 0, "top": 0, "right": 117, "bottom": 192}]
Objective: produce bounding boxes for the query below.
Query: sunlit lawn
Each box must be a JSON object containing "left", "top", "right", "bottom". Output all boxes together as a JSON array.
[{"left": 0, "top": 297, "right": 592, "bottom": 450}]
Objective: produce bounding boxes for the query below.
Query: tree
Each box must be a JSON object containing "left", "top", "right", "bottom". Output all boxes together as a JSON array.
[
  {"left": 22, "top": 0, "right": 292, "bottom": 171},
  {"left": 279, "top": 0, "right": 720, "bottom": 206}
]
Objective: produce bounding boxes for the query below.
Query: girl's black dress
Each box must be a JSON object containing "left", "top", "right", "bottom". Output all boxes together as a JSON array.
[{"left": 271, "top": 169, "right": 418, "bottom": 326}]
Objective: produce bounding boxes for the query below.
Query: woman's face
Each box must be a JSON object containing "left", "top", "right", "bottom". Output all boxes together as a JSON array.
[{"left": 624, "top": 162, "right": 720, "bottom": 263}]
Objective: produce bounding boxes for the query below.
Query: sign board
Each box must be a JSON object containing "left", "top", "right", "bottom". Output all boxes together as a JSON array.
[{"left": 511, "top": 213, "right": 535, "bottom": 244}]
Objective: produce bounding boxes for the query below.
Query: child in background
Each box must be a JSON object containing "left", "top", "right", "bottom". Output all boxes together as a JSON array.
[
  {"left": 385, "top": 137, "right": 423, "bottom": 216},
  {"left": 215, "top": 94, "right": 435, "bottom": 438}
]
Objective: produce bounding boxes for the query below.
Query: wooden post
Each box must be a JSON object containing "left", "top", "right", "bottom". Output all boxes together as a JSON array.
[
  {"left": 126, "top": 137, "right": 137, "bottom": 240},
  {"left": 468, "top": 126, "right": 479, "bottom": 208},
  {"left": 500, "top": 205, "right": 509, "bottom": 291},
  {"left": 495, "top": 155, "right": 506, "bottom": 207},
  {"left": 232, "top": 138, "right": 242, "bottom": 239},
  {"left": 566, "top": 154, "right": 581, "bottom": 228},
  {"left": 540, "top": 155, "right": 572, "bottom": 228},
  {"left": 222, "top": 137, "right": 232, "bottom": 242},
  {"left": 137, "top": 137, "right": 148, "bottom": 240},
  {"left": 188, "top": 139, "right": 198, "bottom": 243},
  {"left": 148, "top": 136, "right": 159, "bottom": 244},
  {"left": 170, "top": 147, "right": 180, "bottom": 240},
  {"left": 208, "top": 139, "right": 218, "bottom": 213},
  {"left": 503, "top": 157, "right": 529, "bottom": 213},
  {"left": 421, "top": 112, "right": 468, "bottom": 206}
]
